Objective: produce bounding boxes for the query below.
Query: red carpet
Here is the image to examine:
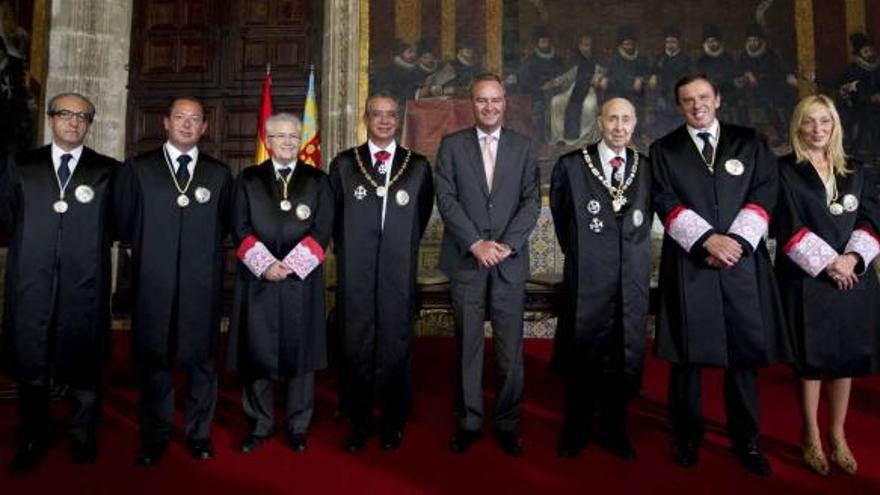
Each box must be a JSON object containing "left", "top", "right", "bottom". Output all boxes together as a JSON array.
[{"left": 2, "top": 334, "right": 880, "bottom": 494}]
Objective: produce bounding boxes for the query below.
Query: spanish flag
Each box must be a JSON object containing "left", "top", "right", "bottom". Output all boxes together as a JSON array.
[
  {"left": 255, "top": 66, "right": 273, "bottom": 164},
  {"left": 298, "top": 67, "right": 322, "bottom": 168}
]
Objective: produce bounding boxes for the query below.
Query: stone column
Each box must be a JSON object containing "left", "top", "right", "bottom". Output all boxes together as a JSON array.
[
  {"left": 44, "top": 0, "right": 133, "bottom": 160},
  {"left": 321, "top": 0, "right": 361, "bottom": 162}
]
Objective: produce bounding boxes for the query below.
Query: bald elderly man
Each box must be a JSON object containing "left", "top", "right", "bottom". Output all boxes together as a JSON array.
[{"left": 550, "top": 98, "right": 652, "bottom": 460}]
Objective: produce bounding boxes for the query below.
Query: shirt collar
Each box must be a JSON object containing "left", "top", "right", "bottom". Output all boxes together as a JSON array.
[
  {"left": 686, "top": 119, "right": 720, "bottom": 143},
  {"left": 475, "top": 126, "right": 502, "bottom": 142},
  {"left": 164, "top": 141, "right": 199, "bottom": 166},
  {"left": 597, "top": 140, "right": 626, "bottom": 166},
  {"left": 51, "top": 142, "right": 84, "bottom": 165},
  {"left": 368, "top": 139, "right": 397, "bottom": 160},
  {"left": 272, "top": 158, "right": 297, "bottom": 177}
]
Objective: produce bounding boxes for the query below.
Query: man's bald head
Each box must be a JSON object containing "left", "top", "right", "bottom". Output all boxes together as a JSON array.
[{"left": 598, "top": 98, "right": 637, "bottom": 152}]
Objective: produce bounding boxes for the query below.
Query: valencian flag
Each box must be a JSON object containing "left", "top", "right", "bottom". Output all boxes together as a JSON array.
[
  {"left": 255, "top": 65, "right": 273, "bottom": 164},
  {"left": 298, "top": 66, "right": 322, "bottom": 168}
]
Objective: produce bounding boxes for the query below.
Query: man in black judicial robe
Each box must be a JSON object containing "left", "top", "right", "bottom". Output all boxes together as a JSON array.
[
  {"left": 550, "top": 98, "right": 651, "bottom": 460},
  {"left": 114, "top": 97, "right": 233, "bottom": 466},
  {"left": 227, "top": 113, "right": 333, "bottom": 454},
  {"left": 329, "top": 93, "right": 434, "bottom": 452},
  {"left": 651, "top": 75, "right": 790, "bottom": 476},
  {"left": 647, "top": 27, "right": 692, "bottom": 140},
  {"left": 1, "top": 93, "right": 118, "bottom": 472},
  {"left": 436, "top": 73, "right": 540, "bottom": 456}
]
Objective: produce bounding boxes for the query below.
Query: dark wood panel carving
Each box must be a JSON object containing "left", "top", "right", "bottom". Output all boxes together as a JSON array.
[{"left": 128, "top": 0, "right": 321, "bottom": 165}]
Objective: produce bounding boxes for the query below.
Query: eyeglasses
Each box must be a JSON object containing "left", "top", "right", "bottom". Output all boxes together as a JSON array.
[
  {"left": 367, "top": 111, "right": 399, "bottom": 119},
  {"left": 170, "top": 113, "right": 205, "bottom": 125},
  {"left": 49, "top": 110, "right": 94, "bottom": 123},
  {"left": 268, "top": 133, "right": 301, "bottom": 141}
]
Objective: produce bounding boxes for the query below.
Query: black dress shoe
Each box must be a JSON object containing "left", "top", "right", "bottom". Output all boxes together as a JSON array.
[
  {"left": 733, "top": 445, "right": 771, "bottom": 476},
  {"left": 379, "top": 429, "right": 404, "bottom": 451},
  {"left": 239, "top": 433, "right": 272, "bottom": 453},
  {"left": 448, "top": 428, "right": 483, "bottom": 454},
  {"left": 136, "top": 442, "right": 168, "bottom": 467},
  {"left": 9, "top": 441, "right": 47, "bottom": 473},
  {"left": 598, "top": 435, "right": 637, "bottom": 460},
  {"left": 674, "top": 439, "right": 699, "bottom": 468},
  {"left": 72, "top": 437, "right": 98, "bottom": 464},
  {"left": 188, "top": 439, "right": 214, "bottom": 460},
  {"left": 345, "top": 429, "right": 371, "bottom": 453},
  {"left": 495, "top": 430, "right": 524, "bottom": 457},
  {"left": 288, "top": 433, "right": 308, "bottom": 452}
]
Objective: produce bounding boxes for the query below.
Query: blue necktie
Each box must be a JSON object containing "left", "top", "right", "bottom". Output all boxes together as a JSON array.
[
  {"left": 176, "top": 155, "right": 192, "bottom": 184},
  {"left": 58, "top": 153, "right": 73, "bottom": 187}
]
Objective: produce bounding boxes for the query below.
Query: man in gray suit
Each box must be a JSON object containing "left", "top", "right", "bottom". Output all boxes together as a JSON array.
[{"left": 435, "top": 73, "right": 541, "bottom": 456}]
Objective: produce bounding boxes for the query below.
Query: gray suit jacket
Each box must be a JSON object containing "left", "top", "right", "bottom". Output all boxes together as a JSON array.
[{"left": 435, "top": 126, "right": 541, "bottom": 283}]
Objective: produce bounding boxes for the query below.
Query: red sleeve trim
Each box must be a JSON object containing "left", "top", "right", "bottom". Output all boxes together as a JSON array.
[
  {"left": 664, "top": 204, "right": 685, "bottom": 230},
  {"left": 782, "top": 227, "right": 810, "bottom": 254},
  {"left": 300, "top": 235, "right": 326, "bottom": 262},
  {"left": 236, "top": 234, "right": 259, "bottom": 261},
  {"left": 742, "top": 202, "right": 770, "bottom": 223}
]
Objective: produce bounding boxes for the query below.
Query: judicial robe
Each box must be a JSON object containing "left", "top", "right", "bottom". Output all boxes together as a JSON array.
[
  {"left": 0, "top": 146, "right": 119, "bottom": 385},
  {"left": 549, "top": 144, "right": 652, "bottom": 384},
  {"left": 651, "top": 124, "right": 791, "bottom": 368},
  {"left": 114, "top": 147, "right": 233, "bottom": 367},
  {"left": 774, "top": 155, "right": 880, "bottom": 376},
  {"left": 226, "top": 160, "right": 333, "bottom": 377},
  {"left": 328, "top": 144, "right": 434, "bottom": 384}
]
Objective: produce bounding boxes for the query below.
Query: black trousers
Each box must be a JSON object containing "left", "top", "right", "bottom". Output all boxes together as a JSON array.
[
  {"left": 668, "top": 363, "right": 760, "bottom": 448},
  {"left": 138, "top": 361, "right": 216, "bottom": 447},
  {"left": 560, "top": 295, "right": 634, "bottom": 443},
  {"left": 241, "top": 372, "right": 315, "bottom": 436},
  {"left": 451, "top": 269, "right": 525, "bottom": 433},
  {"left": 346, "top": 350, "right": 412, "bottom": 434},
  {"left": 17, "top": 380, "right": 99, "bottom": 445}
]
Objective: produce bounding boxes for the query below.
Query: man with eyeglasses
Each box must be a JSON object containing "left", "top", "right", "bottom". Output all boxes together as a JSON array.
[
  {"left": 227, "top": 113, "right": 333, "bottom": 454},
  {"left": 114, "top": 96, "right": 233, "bottom": 466},
  {"left": 0, "top": 92, "right": 119, "bottom": 472},
  {"left": 328, "top": 92, "right": 434, "bottom": 452}
]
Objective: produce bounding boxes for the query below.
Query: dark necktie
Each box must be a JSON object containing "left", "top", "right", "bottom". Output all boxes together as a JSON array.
[
  {"left": 58, "top": 153, "right": 73, "bottom": 187},
  {"left": 374, "top": 150, "right": 391, "bottom": 175},
  {"left": 176, "top": 154, "right": 192, "bottom": 185},
  {"left": 278, "top": 167, "right": 291, "bottom": 180},
  {"left": 697, "top": 132, "right": 714, "bottom": 166},
  {"left": 610, "top": 156, "right": 625, "bottom": 188}
]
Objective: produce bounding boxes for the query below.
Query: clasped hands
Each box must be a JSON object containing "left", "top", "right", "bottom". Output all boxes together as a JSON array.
[
  {"left": 703, "top": 233, "right": 744, "bottom": 269},
  {"left": 471, "top": 240, "right": 512, "bottom": 269},
  {"left": 263, "top": 261, "right": 293, "bottom": 282},
  {"left": 826, "top": 253, "right": 859, "bottom": 291}
]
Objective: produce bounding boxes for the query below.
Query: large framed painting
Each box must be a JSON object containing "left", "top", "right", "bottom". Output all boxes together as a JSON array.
[{"left": 361, "top": 0, "right": 880, "bottom": 171}]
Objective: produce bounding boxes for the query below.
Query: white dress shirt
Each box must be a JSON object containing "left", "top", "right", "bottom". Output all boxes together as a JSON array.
[
  {"left": 51, "top": 142, "right": 84, "bottom": 177},
  {"left": 164, "top": 141, "right": 199, "bottom": 176},
  {"left": 686, "top": 119, "right": 720, "bottom": 159},
  {"left": 597, "top": 140, "right": 626, "bottom": 184},
  {"left": 367, "top": 139, "right": 397, "bottom": 230}
]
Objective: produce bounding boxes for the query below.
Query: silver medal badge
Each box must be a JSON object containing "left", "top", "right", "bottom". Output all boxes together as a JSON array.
[
  {"left": 194, "top": 186, "right": 211, "bottom": 204},
  {"left": 589, "top": 217, "right": 604, "bottom": 233},
  {"left": 296, "top": 204, "right": 312, "bottom": 220},
  {"left": 395, "top": 189, "right": 410, "bottom": 206},
  {"left": 724, "top": 159, "right": 745, "bottom": 176},
  {"left": 74, "top": 185, "right": 95, "bottom": 204},
  {"left": 354, "top": 185, "right": 368, "bottom": 200},
  {"left": 587, "top": 199, "right": 601, "bottom": 215},
  {"left": 842, "top": 194, "right": 859, "bottom": 212},
  {"left": 632, "top": 209, "right": 644, "bottom": 228}
]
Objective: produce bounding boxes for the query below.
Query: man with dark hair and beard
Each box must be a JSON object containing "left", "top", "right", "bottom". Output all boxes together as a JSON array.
[
  {"left": 442, "top": 38, "right": 484, "bottom": 96},
  {"left": 606, "top": 27, "right": 650, "bottom": 145},
  {"left": 372, "top": 39, "right": 423, "bottom": 107},
  {"left": 414, "top": 39, "right": 442, "bottom": 98},
  {"left": 509, "top": 26, "right": 566, "bottom": 142},
  {"left": 647, "top": 27, "right": 692, "bottom": 139},
  {"left": 735, "top": 24, "right": 798, "bottom": 145},
  {"left": 696, "top": 25, "right": 740, "bottom": 124},
  {"left": 838, "top": 33, "right": 880, "bottom": 162},
  {"left": 547, "top": 33, "right": 607, "bottom": 145}
]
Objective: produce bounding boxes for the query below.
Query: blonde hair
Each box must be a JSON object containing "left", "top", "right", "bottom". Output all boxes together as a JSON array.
[{"left": 789, "top": 94, "right": 849, "bottom": 176}]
